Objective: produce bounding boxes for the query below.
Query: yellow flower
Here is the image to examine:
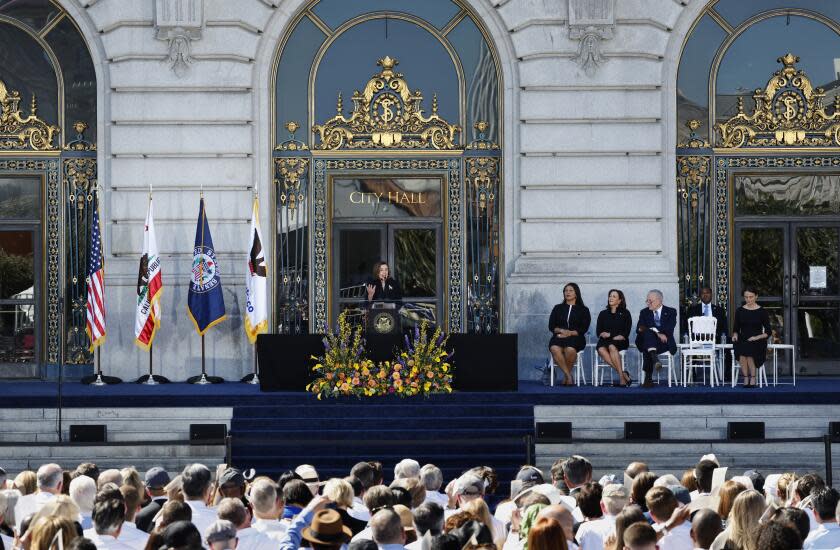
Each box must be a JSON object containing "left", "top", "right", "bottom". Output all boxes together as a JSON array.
[
  {"left": 442, "top": 365, "right": 449, "bottom": 372},
  {"left": 424, "top": 382, "right": 431, "bottom": 391},
  {"left": 317, "top": 393, "right": 323, "bottom": 400},
  {"left": 353, "top": 362, "right": 360, "bottom": 370}
]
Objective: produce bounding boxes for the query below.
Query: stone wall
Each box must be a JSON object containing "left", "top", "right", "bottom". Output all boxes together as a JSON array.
[{"left": 62, "top": 0, "right": 705, "bottom": 380}]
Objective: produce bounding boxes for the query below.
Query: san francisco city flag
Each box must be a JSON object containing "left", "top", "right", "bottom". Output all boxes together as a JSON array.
[
  {"left": 135, "top": 197, "right": 162, "bottom": 349},
  {"left": 187, "top": 197, "right": 226, "bottom": 334},
  {"left": 244, "top": 197, "right": 268, "bottom": 343}
]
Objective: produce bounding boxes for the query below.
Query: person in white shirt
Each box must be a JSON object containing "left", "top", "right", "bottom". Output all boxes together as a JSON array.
[
  {"left": 118, "top": 485, "right": 150, "bottom": 550},
  {"left": 562, "top": 456, "right": 592, "bottom": 523},
  {"left": 83, "top": 498, "right": 134, "bottom": 550},
  {"left": 646, "top": 487, "right": 692, "bottom": 550},
  {"left": 406, "top": 502, "right": 443, "bottom": 550},
  {"left": 494, "top": 466, "right": 545, "bottom": 526},
  {"left": 14, "top": 463, "right": 62, "bottom": 531},
  {"left": 69, "top": 475, "right": 96, "bottom": 530},
  {"left": 419, "top": 465, "right": 448, "bottom": 509},
  {"left": 689, "top": 509, "right": 722, "bottom": 550},
  {"left": 371, "top": 509, "right": 408, "bottom": 550},
  {"left": 578, "top": 483, "right": 629, "bottom": 550},
  {"left": 349, "top": 462, "right": 380, "bottom": 523},
  {"left": 250, "top": 477, "right": 287, "bottom": 541},
  {"left": 218, "top": 497, "right": 276, "bottom": 550},
  {"left": 181, "top": 463, "right": 218, "bottom": 536},
  {"left": 803, "top": 488, "right": 840, "bottom": 550}
]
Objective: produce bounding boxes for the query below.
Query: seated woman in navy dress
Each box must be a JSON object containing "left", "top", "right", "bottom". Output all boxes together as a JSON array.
[
  {"left": 548, "top": 283, "right": 591, "bottom": 386},
  {"left": 732, "top": 286, "right": 771, "bottom": 388},
  {"left": 595, "top": 289, "right": 633, "bottom": 387}
]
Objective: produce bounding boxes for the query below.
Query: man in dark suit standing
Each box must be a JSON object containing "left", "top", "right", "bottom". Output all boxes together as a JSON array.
[
  {"left": 685, "top": 287, "right": 728, "bottom": 341},
  {"left": 635, "top": 289, "right": 677, "bottom": 388}
]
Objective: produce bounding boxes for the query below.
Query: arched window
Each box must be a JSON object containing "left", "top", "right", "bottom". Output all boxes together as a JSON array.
[
  {"left": 272, "top": 0, "right": 502, "bottom": 336},
  {"left": 0, "top": 0, "right": 97, "bottom": 376},
  {"left": 676, "top": 2, "right": 840, "bottom": 373}
]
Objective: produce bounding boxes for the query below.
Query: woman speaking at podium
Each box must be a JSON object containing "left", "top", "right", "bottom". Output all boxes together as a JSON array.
[{"left": 366, "top": 261, "right": 403, "bottom": 302}]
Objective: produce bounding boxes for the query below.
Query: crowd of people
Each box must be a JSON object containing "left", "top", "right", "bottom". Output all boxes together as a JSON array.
[{"left": 0, "top": 456, "right": 832, "bottom": 550}]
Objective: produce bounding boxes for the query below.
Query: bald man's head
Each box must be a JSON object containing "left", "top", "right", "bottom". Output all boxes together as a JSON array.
[
  {"left": 691, "top": 509, "right": 723, "bottom": 549},
  {"left": 537, "top": 505, "right": 574, "bottom": 541}
]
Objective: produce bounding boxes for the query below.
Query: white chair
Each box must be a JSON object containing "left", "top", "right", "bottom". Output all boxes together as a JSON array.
[
  {"left": 730, "top": 354, "right": 768, "bottom": 388},
  {"left": 682, "top": 316, "right": 718, "bottom": 387},
  {"left": 635, "top": 349, "right": 678, "bottom": 386},
  {"left": 549, "top": 351, "right": 587, "bottom": 386},
  {"left": 593, "top": 349, "right": 627, "bottom": 386}
]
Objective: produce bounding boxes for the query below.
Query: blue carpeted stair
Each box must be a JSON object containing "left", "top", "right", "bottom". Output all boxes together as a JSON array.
[{"left": 229, "top": 399, "right": 535, "bottom": 496}]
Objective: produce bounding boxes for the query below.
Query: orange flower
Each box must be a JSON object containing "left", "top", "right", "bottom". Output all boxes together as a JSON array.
[{"left": 325, "top": 373, "right": 333, "bottom": 380}]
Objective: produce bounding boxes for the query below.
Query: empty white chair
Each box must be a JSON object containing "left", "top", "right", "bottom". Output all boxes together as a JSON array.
[{"left": 682, "top": 316, "right": 718, "bottom": 387}]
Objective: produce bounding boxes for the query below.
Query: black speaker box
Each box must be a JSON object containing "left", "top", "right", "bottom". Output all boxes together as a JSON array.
[
  {"left": 536, "top": 422, "right": 572, "bottom": 440},
  {"left": 257, "top": 334, "right": 325, "bottom": 391},
  {"left": 830, "top": 422, "right": 840, "bottom": 438},
  {"left": 189, "top": 424, "right": 227, "bottom": 444},
  {"left": 70, "top": 424, "right": 106, "bottom": 443},
  {"left": 447, "top": 333, "right": 518, "bottom": 391},
  {"left": 624, "top": 422, "right": 660, "bottom": 440},
  {"left": 728, "top": 422, "right": 764, "bottom": 440}
]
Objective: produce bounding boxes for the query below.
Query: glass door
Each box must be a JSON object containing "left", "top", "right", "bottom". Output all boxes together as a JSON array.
[
  {"left": 332, "top": 223, "right": 441, "bottom": 331},
  {"left": 792, "top": 224, "right": 840, "bottom": 372},
  {"left": 0, "top": 228, "right": 39, "bottom": 376},
  {"left": 735, "top": 222, "right": 840, "bottom": 374}
]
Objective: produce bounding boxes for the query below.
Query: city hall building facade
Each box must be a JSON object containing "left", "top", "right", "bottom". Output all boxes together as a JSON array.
[{"left": 0, "top": 0, "right": 838, "bottom": 381}]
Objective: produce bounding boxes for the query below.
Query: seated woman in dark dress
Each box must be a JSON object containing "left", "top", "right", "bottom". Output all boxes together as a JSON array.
[
  {"left": 366, "top": 261, "right": 402, "bottom": 303},
  {"left": 548, "top": 282, "right": 591, "bottom": 386},
  {"left": 732, "top": 286, "right": 771, "bottom": 388},
  {"left": 596, "top": 289, "right": 633, "bottom": 387}
]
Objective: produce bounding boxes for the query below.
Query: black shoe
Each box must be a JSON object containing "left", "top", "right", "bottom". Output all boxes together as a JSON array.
[
  {"left": 648, "top": 351, "right": 662, "bottom": 371},
  {"left": 623, "top": 371, "right": 633, "bottom": 387},
  {"left": 642, "top": 379, "right": 654, "bottom": 388}
]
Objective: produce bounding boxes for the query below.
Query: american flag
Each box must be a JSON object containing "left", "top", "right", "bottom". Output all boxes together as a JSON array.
[{"left": 86, "top": 197, "right": 106, "bottom": 351}]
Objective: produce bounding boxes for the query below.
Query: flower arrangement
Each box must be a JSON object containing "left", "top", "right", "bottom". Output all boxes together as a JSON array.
[{"left": 307, "top": 312, "right": 453, "bottom": 399}]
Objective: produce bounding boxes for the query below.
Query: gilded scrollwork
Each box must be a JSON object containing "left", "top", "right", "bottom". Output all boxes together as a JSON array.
[
  {"left": 0, "top": 80, "right": 60, "bottom": 151},
  {"left": 715, "top": 53, "right": 840, "bottom": 148},
  {"left": 313, "top": 57, "right": 461, "bottom": 150}
]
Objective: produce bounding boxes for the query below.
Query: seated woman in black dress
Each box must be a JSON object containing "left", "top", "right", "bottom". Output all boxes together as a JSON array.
[
  {"left": 548, "top": 282, "right": 591, "bottom": 386},
  {"left": 596, "top": 289, "right": 633, "bottom": 387},
  {"left": 732, "top": 286, "right": 771, "bottom": 388},
  {"left": 366, "top": 261, "right": 402, "bottom": 303}
]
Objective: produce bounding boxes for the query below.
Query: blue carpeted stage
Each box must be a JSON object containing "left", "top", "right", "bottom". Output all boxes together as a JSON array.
[{"left": 1, "top": 377, "right": 838, "bottom": 408}]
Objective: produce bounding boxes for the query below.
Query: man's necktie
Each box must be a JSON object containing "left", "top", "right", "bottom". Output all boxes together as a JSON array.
[
  {"left": 654, "top": 310, "right": 661, "bottom": 326},
  {"left": 704, "top": 304, "right": 710, "bottom": 316}
]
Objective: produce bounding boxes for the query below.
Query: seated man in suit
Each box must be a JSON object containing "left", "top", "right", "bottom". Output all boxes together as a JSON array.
[
  {"left": 685, "top": 286, "right": 729, "bottom": 342},
  {"left": 635, "top": 289, "right": 677, "bottom": 388}
]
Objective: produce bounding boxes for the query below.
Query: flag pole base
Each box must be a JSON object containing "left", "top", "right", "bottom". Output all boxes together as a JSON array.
[
  {"left": 81, "top": 374, "right": 123, "bottom": 385},
  {"left": 240, "top": 373, "right": 260, "bottom": 384},
  {"left": 135, "top": 374, "right": 170, "bottom": 385},
  {"left": 187, "top": 373, "right": 224, "bottom": 385}
]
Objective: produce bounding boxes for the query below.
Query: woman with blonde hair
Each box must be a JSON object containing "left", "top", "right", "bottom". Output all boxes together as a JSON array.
[
  {"left": 164, "top": 475, "right": 183, "bottom": 503},
  {"left": 527, "top": 517, "right": 568, "bottom": 550},
  {"left": 321, "top": 478, "right": 366, "bottom": 535},
  {"left": 461, "top": 498, "right": 505, "bottom": 549},
  {"left": 710, "top": 489, "right": 766, "bottom": 550},
  {"left": 28, "top": 516, "right": 78, "bottom": 550},
  {"left": 717, "top": 480, "right": 747, "bottom": 521},
  {"left": 14, "top": 472, "right": 37, "bottom": 496},
  {"left": 120, "top": 468, "right": 145, "bottom": 498},
  {"left": 32, "top": 495, "right": 80, "bottom": 526}
]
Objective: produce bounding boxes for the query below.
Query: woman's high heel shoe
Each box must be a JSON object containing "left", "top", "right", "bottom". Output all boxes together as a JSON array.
[{"left": 623, "top": 371, "right": 632, "bottom": 387}]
